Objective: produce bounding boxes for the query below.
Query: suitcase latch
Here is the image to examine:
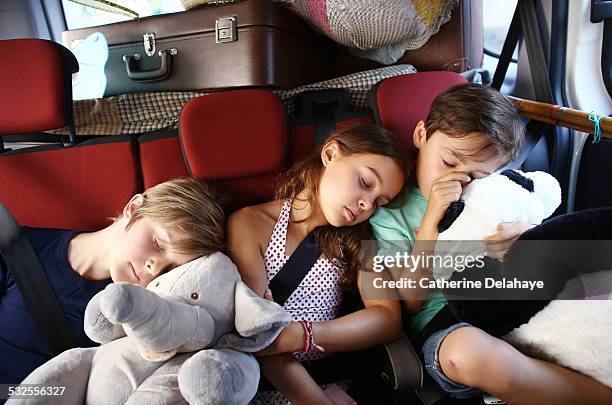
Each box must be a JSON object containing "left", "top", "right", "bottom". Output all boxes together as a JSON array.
[
  {"left": 143, "top": 32, "right": 156, "bottom": 57},
  {"left": 216, "top": 16, "right": 237, "bottom": 43}
]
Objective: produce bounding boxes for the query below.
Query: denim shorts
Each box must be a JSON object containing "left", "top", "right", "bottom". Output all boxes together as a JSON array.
[{"left": 421, "top": 322, "right": 482, "bottom": 399}]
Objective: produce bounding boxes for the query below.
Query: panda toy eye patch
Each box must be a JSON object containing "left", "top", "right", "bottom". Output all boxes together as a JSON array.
[{"left": 501, "top": 169, "right": 534, "bottom": 192}]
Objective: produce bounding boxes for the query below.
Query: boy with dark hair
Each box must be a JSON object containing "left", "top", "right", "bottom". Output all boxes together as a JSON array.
[
  {"left": 0, "top": 177, "right": 225, "bottom": 384},
  {"left": 370, "top": 83, "right": 612, "bottom": 404}
]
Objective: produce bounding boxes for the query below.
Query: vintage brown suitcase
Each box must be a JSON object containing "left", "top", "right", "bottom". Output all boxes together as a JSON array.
[
  {"left": 398, "top": 0, "right": 483, "bottom": 72},
  {"left": 62, "top": 0, "right": 338, "bottom": 96}
]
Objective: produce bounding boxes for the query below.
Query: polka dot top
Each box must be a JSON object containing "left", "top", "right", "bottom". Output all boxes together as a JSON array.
[{"left": 264, "top": 200, "right": 345, "bottom": 361}]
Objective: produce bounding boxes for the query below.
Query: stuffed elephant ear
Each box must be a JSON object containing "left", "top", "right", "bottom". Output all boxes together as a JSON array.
[{"left": 217, "top": 281, "right": 292, "bottom": 352}]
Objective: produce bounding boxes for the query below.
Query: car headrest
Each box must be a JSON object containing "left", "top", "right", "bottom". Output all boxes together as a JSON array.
[
  {"left": 368, "top": 72, "right": 467, "bottom": 151},
  {"left": 0, "top": 38, "right": 78, "bottom": 135},
  {"left": 179, "top": 90, "right": 286, "bottom": 179}
]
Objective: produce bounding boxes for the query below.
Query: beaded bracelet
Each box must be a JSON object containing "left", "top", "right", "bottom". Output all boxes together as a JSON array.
[{"left": 299, "top": 320, "right": 324, "bottom": 353}]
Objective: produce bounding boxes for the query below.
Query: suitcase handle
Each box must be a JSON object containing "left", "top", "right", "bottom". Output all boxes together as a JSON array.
[{"left": 122, "top": 48, "right": 177, "bottom": 82}]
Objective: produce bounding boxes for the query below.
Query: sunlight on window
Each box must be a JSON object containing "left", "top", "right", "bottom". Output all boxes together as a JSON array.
[
  {"left": 482, "top": 0, "right": 518, "bottom": 92},
  {"left": 62, "top": 0, "right": 185, "bottom": 30},
  {"left": 483, "top": 0, "right": 518, "bottom": 57}
]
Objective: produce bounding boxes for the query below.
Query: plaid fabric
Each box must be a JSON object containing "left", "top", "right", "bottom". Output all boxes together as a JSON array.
[
  {"left": 52, "top": 64, "right": 415, "bottom": 136},
  {"left": 273, "top": 64, "right": 416, "bottom": 116},
  {"left": 72, "top": 97, "right": 123, "bottom": 135},
  {"left": 118, "top": 91, "right": 205, "bottom": 134}
]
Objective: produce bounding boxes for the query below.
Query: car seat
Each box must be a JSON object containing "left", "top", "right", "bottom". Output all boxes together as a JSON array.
[
  {"left": 367, "top": 71, "right": 487, "bottom": 405},
  {"left": 0, "top": 38, "right": 140, "bottom": 230}
]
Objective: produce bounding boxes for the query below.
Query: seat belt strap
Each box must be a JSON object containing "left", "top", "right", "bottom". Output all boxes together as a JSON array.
[
  {"left": 492, "top": 6, "right": 522, "bottom": 91},
  {"left": 268, "top": 232, "right": 321, "bottom": 307},
  {"left": 495, "top": 0, "right": 555, "bottom": 169},
  {"left": 519, "top": 0, "right": 554, "bottom": 103},
  {"left": 505, "top": 120, "right": 551, "bottom": 170},
  {"left": 0, "top": 203, "right": 78, "bottom": 354}
]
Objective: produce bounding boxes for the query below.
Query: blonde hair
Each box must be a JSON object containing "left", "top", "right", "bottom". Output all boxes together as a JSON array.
[{"left": 126, "top": 178, "right": 225, "bottom": 256}]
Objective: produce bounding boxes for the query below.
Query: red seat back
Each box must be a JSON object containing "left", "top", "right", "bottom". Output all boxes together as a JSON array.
[
  {"left": 288, "top": 113, "right": 375, "bottom": 164},
  {"left": 179, "top": 90, "right": 287, "bottom": 209},
  {"left": 368, "top": 72, "right": 468, "bottom": 150},
  {"left": 0, "top": 39, "right": 78, "bottom": 136},
  {"left": 139, "top": 132, "right": 189, "bottom": 190}
]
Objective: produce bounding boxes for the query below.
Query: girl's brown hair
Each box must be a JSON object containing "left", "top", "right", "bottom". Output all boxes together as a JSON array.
[{"left": 275, "top": 124, "right": 409, "bottom": 291}]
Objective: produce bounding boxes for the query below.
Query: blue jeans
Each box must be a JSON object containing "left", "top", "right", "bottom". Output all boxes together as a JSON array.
[{"left": 421, "top": 322, "right": 483, "bottom": 399}]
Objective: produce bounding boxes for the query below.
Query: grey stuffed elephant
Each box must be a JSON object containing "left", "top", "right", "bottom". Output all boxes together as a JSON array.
[{"left": 10, "top": 252, "right": 292, "bottom": 405}]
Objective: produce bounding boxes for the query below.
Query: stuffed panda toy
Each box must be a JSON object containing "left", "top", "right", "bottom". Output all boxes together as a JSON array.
[
  {"left": 437, "top": 169, "right": 562, "bottom": 242},
  {"left": 436, "top": 169, "right": 612, "bottom": 389}
]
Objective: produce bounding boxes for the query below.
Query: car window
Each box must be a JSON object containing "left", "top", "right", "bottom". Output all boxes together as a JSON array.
[
  {"left": 483, "top": 0, "right": 518, "bottom": 58},
  {"left": 482, "top": 0, "right": 518, "bottom": 92},
  {"left": 61, "top": 0, "right": 184, "bottom": 30}
]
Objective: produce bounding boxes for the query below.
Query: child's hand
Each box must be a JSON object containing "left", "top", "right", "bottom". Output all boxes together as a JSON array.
[
  {"left": 420, "top": 172, "right": 471, "bottom": 238},
  {"left": 484, "top": 221, "right": 535, "bottom": 260},
  {"left": 255, "top": 321, "right": 304, "bottom": 356},
  {"left": 256, "top": 288, "right": 303, "bottom": 356}
]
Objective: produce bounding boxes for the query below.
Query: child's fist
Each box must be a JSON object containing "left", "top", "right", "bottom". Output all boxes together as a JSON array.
[{"left": 421, "top": 172, "right": 471, "bottom": 237}]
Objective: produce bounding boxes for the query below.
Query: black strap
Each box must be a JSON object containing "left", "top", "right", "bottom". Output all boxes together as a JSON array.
[
  {"left": 0, "top": 203, "right": 78, "bottom": 354},
  {"left": 262, "top": 231, "right": 348, "bottom": 391},
  {"left": 493, "top": 0, "right": 553, "bottom": 102},
  {"left": 519, "top": 0, "right": 553, "bottom": 103},
  {"left": 491, "top": 4, "right": 522, "bottom": 91},
  {"left": 494, "top": 0, "right": 555, "bottom": 169},
  {"left": 268, "top": 232, "right": 321, "bottom": 307},
  {"left": 505, "top": 120, "right": 550, "bottom": 170},
  {"left": 297, "top": 90, "right": 351, "bottom": 146}
]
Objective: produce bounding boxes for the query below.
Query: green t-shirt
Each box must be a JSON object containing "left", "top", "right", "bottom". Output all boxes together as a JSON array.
[{"left": 369, "top": 186, "right": 447, "bottom": 338}]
